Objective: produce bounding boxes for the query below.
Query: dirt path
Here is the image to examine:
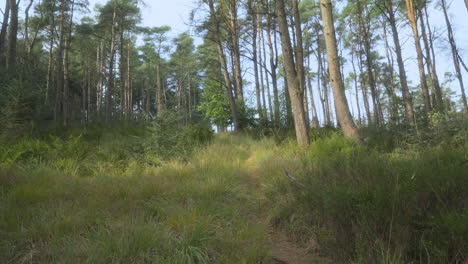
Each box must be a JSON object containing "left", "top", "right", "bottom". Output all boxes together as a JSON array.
[
  {"left": 268, "top": 228, "right": 331, "bottom": 264},
  {"left": 245, "top": 155, "right": 332, "bottom": 264}
]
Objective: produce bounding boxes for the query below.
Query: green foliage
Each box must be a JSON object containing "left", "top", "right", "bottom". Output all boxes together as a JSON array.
[
  {"left": 0, "top": 79, "right": 44, "bottom": 139},
  {"left": 1, "top": 123, "right": 466, "bottom": 263},
  {"left": 0, "top": 130, "right": 268, "bottom": 264},
  {"left": 264, "top": 132, "right": 467, "bottom": 263},
  {"left": 144, "top": 111, "right": 214, "bottom": 159}
]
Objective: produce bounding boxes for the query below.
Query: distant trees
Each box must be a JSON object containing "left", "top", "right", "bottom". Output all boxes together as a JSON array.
[{"left": 0, "top": 0, "right": 467, "bottom": 141}]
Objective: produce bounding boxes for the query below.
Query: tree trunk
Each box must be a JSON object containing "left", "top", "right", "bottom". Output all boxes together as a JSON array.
[
  {"left": 0, "top": 0, "right": 9, "bottom": 62},
  {"left": 423, "top": 6, "right": 444, "bottom": 112},
  {"left": 62, "top": 0, "right": 74, "bottom": 126},
  {"left": 249, "top": 0, "right": 264, "bottom": 123},
  {"left": 6, "top": 0, "right": 19, "bottom": 72},
  {"left": 385, "top": 0, "right": 415, "bottom": 125},
  {"left": 97, "top": 41, "right": 104, "bottom": 121},
  {"left": 350, "top": 37, "right": 362, "bottom": 125},
  {"left": 441, "top": 0, "right": 467, "bottom": 110},
  {"left": 120, "top": 32, "right": 126, "bottom": 119},
  {"left": 24, "top": 0, "right": 34, "bottom": 49},
  {"left": 63, "top": 34, "right": 70, "bottom": 126},
  {"left": 258, "top": 29, "right": 268, "bottom": 122},
  {"left": 406, "top": 0, "right": 432, "bottom": 117},
  {"left": 45, "top": 12, "right": 55, "bottom": 105},
  {"left": 54, "top": 0, "right": 66, "bottom": 121},
  {"left": 106, "top": 0, "right": 118, "bottom": 122},
  {"left": 261, "top": 28, "right": 274, "bottom": 123},
  {"left": 207, "top": 0, "right": 240, "bottom": 131},
  {"left": 228, "top": 0, "right": 243, "bottom": 104},
  {"left": 277, "top": 0, "right": 309, "bottom": 145},
  {"left": 356, "top": 0, "right": 381, "bottom": 125},
  {"left": 264, "top": 0, "right": 280, "bottom": 127},
  {"left": 382, "top": 19, "right": 398, "bottom": 124},
  {"left": 320, "top": 0, "right": 361, "bottom": 142}
]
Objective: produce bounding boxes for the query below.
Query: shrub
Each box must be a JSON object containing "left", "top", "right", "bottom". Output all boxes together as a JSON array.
[{"left": 144, "top": 111, "right": 214, "bottom": 159}]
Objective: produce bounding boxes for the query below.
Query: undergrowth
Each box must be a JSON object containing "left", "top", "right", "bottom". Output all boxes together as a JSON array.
[{"left": 0, "top": 120, "right": 467, "bottom": 263}]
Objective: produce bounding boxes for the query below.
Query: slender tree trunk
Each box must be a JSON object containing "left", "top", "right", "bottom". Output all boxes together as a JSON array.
[
  {"left": 249, "top": 0, "right": 264, "bottom": 123},
  {"left": 54, "top": 0, "right": 66, "bottom": 121},
  {"left": 228, "top": 0, "right": 243, "bottom": 104},
  {"left": 207, "top": 0, "right": 240, "bottom": 131},
  {"left": 6, "top": 0, "right": 19, "bottom": 72},
  {"left": 306, "top": 44, "right": 319, "bottom": 128},
  {"left": 320, "top": 0, "right": 361, "bottom": 142},
  {"left": 119, "top": 32, "right": 126, "bottom": 119},
  {"left": 261, "top": 28, "right": 274, "bottom": 122},
  {"left": 63, "top": 34, "right": 70, "bottom": 125},
  {"left": 24, "top": 0, "right": 34, "bottom": 49},
  {"left": 441, "top": 0, "right": 467, "bottom": 110},
  {"left": 0, "top": 0, "right": 9, "bottom": 62},
  {"left": 382, "top": 19, "right": 398, "bottom": 124},
  {"left": 277, "top": 0, "right": 309, "bottom": 145},
  {"left": 418, "top": 8, "right": 441, "bottom": 112},
  {"left": 406, "top": 0, "right": 432, "bottom": 117},
  {"left": 357, "top": 45, "right": 372, "bottom": 125},
  {"left": 97, "top": 41, "right": 104, "bottom": 121},
  {"left": 87, "top": 57, "right": 92, "bottom": 122},
  {"left": 126, "top": 42, "right": 132, "bottom": 119},
  {"left": 350, "top": 39, "right": 362, "bottom": 125},
  {"left": 385, "top": 0, "right": 415, "bottom": 125},
  {"left": 106, "top": 0, "right": 118, "bottom": 122},
  {"left": 62, "top": 0, "right": 74, "bottom": 126},
  {"left": 45, "top": 12, "right": 55, "bottom": 105},
  {"left": 357, "top": 0, "right": 380, "bottom": 125},
  {"left": 423, "top": 6, "right": 444, "bottom": 111},
  {"left": 264, "top": 0, "right": 280, "bottom": 127},
  {"left": 258, "top": 28, "right": 268, "bottom": 122}
]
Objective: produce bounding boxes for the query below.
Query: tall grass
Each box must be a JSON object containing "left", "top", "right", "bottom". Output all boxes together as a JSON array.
[
  {"left": 0, "top": 129, "right": 268, "bottom": 263},
  {"left": 261, "top": 133, "right": 467, "bottom": 263},
  {"left": 1, "top": 124, "right": 467, "bottom": 263}
]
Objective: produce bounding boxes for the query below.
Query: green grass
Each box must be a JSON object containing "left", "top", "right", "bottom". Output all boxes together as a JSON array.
[
  {"left": 0, "top": 131, "right": 270, "bottom": 263},
  {"left": 0, "top": 126, "right": 467, "bottom": 263}
]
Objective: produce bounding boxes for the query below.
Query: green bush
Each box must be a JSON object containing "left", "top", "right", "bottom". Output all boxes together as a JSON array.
[{"left": 144, "top": 111, "right": 214, "bottom": 159}]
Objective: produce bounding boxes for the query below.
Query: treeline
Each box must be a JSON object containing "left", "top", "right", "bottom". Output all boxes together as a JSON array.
[
  {"left": 0, "top": 0, "right": 467, "bottom": 143},
  {"left": 0, "top": 0, "right": 201, "bottom": 130}
]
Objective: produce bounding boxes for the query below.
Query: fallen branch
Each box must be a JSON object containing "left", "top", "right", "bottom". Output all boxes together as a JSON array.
[{"left": 284, "top": 169, "right": 306, "bottom": 188}]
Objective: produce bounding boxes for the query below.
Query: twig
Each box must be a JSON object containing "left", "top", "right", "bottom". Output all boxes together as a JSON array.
[{"left": 284, "top": 169, "right": 306, "bottom": 188}]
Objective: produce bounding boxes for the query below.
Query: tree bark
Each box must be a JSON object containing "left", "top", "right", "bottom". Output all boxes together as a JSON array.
[
  {"left": 54, "top": 0, "right": 66, "bottom": 121},
  {"left": 227, "top": 0, "right": 243, "bottom": 104},
  {"left": 320, "top": 0, "right": 361, "bottom": 142},
  {"left": 385, "top": 0, "right": 415, "bottom": 125},
  {"left": 207, "top": 0, "right": 241, "bottom": 131},
  {"left": 356, "top": 0, "right": 381, "bottom": 125},
  {"left": 277, "top": 0, "right": 309, "bottom": 145},
  {"left": 6, "top": 0, "right": 19, "bottom": 72},
  {"left": 406, "top": 0, "right": 432, "bottom": 117},
  {"left": 419, "top": 7, "right": 443, "bottom": 112},
  {"left": 441, "top": 0, "right": 467, "bottom": 110},
  {"left": 248, "top": 0, "right": 264, "bottom": 123},
  {"left": 0, "top": 0, "right": 9, "bottom": 61},
  {"left": 263, "top": 0, "right": 280, "bottom": 127},
  {"left": 106, "top": 0, "right": 118, "bottom": 122}
]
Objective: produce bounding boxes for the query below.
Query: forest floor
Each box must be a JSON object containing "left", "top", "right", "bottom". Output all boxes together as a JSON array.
[
  {"left": 0, "top": 132, "right": 331, "bottom": 263},
  {"left": 1, "top": 127, "right": 466, "bottom": 263}
]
